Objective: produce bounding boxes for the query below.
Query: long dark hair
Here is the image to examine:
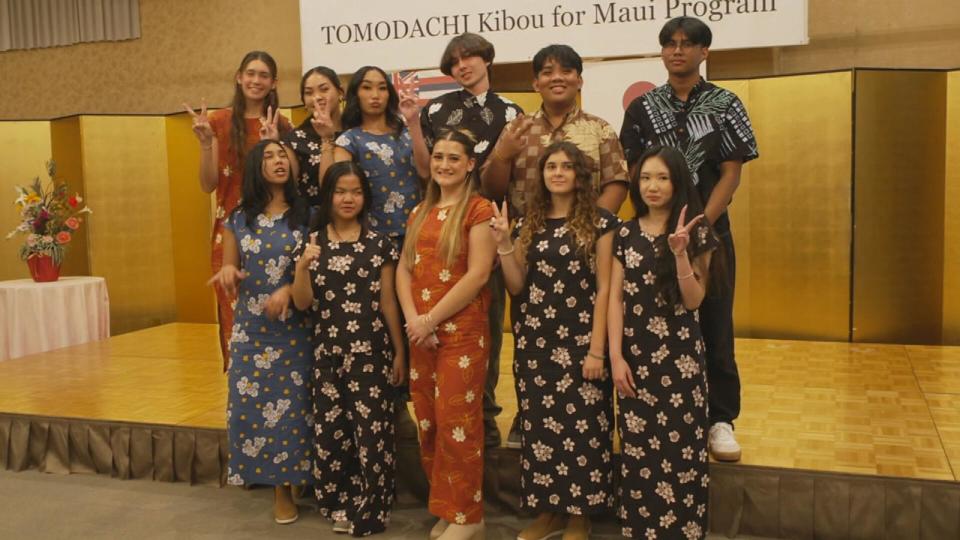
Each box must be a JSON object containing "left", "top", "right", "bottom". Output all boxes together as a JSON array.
[
  {"left": 630, "top": 145, "right": 724, "bottom": 305},
  {"left": 240, "top": 140, "right": 308, "bottom": 229},
  {"left": 341, "top": 66, "right": 402, "bottom": 133},
  {"left": 308, "top": 161, "right": 372, "bottom": 238},
  {"left": 230, "top": 51, "right": 280, "bottom": 166}
]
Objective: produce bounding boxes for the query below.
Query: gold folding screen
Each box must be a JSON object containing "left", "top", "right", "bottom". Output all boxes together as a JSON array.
[{"left": 944, "top": 71, "right": 960, "bottom": 345}]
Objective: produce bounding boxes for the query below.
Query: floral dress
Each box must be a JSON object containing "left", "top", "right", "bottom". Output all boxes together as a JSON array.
[
  {"left": 512, "top": 209, "right": 619, "bottom": 516},
  {"left": 614, "top": 219, "right": 717, "bottom": 539},
  {"left": 301, "top": 228, "right": 400, "bottom": 537},
  {"left": 335, "top": 127, "right": 421, "bottom": 240},
  {"left": 224, "top": 208, "right": 314, "bottom": 487},
  {"left": 407, "top": 195, "right": 494, "bottom": 525},
  {"left": 281, "top": 118, "right": 339, "bottom": 207},
  {"left": 209, "top": 109, "right": 292, "bottom": 367}
]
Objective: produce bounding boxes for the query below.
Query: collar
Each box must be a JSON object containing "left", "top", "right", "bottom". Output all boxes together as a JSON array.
[
  {"left": 666, "top": 77, "right": 708, "bottom": 103},
  {"left": 460, "top": 89, "right": 489, "bottom": 108},
  {"left": 535, "top": 103, "right": 581, "bottom": 130}
]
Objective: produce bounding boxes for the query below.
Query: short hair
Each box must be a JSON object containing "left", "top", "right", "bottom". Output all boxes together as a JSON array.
[
  {"left": 532, "top": 44, "right": 583, "bottom": 76},
  {"left": 440, "top": 33, "right": 495, "bottom": 76},
  {"left": 658, "top": 17, "right": 712, "bottom": 48}
]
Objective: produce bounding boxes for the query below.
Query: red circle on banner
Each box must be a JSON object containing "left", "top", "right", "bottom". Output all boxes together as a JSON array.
[{"left": 623, "top": 81, "right": 657, "bottom": 110}]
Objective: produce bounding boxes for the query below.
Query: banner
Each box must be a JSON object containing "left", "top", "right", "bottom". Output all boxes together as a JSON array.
[{"left": 301, "top": 0, "right": 807, "bottom": 74}]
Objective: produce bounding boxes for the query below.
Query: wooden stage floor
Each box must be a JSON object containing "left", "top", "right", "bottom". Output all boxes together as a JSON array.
[{"left": 2, "top": 323, "right": 959, "bottom": 483}]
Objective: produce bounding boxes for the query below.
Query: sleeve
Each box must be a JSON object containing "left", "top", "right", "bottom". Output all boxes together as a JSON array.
[
  {"left": 597, "top": 120, "right": 629, "bottom": 188},
  {"left": 335, "top": 130, "right": 357, "bottom": 154},
  {"left": 223, "top": 208, "right": 240, "bottom": 234},
  {"left": 420, "top": 99, "right": 437, "bottom": 150},
  {"left": 597, "top": 208, "right": 622, "bottom": 236},
  {"left": 689, "top": 222, "right": 719, "bottom": 259},
  {"left": 466, "top": 196, "right": 495, "bottom": 229},
  {"left": 613, "top": 224, "right": 629, "bottom": 264},
  {"left": 278, "top": 114, "right": 294, "bottom": 137},
  {"left": 719, "top": 95, "right": 759, "bottom": 164},
  {"left": 208, "top": 109, "right": 231, "bottom": 143},
  {"left": 619, "top": 99, "right": 648, "bottom": 168}
]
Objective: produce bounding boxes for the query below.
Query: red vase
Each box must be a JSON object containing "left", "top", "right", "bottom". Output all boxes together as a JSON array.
[{"left": 27, "top": 254, "right": 60, "bottom": 282}]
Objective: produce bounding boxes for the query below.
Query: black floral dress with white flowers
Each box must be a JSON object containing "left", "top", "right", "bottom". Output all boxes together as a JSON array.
[
  {"left": 299, "top": 228, "right": 400, "bottom": 537},
  {"left": 512, "top": 208, "right": 619, "bottom": 516},
  {"left": 281, "top": 119, "right": 340, "bottom": 206},
  {"left": 614, "top": 219, "right": 717, "bottom": 540}
]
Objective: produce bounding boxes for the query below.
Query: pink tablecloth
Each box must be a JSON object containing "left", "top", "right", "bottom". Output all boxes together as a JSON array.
[{"left": 0, "top": 276, "right": 110, "bottom": 361}]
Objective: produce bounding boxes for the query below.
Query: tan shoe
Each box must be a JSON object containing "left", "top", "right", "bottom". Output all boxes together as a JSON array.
[
  {"left": 430, "top": 518, "right": 449, "bottom": 540},
  {"left": 437, "top": 520, "right": 485, "bottom": 540},
  {"left": 561, "top": 516, "right": 590, "bottom": 540},
  {"left": 273, "top": 486, "right": 299, "bottom": 524},
  {"left": 518, "top": 513, "right": 565, "bottom": 540}
]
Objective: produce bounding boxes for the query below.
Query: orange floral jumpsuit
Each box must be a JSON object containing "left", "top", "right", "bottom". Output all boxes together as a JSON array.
[{"left": 407, "top": 195, "right": 494, "bottom": 525}]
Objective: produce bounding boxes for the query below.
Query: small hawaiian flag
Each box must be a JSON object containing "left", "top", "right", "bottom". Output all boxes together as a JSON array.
[{"left": 392, "top": 69, "right": 462, "bottom": 106}]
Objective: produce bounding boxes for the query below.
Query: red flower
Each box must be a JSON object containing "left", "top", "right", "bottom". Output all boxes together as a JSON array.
[
  {"left": 56, "top": 231, "right": 71, "bottom": 244},
  {"left": 65, "top": 217, "right": 80, "bottom": 230},
  {"left": 68, "top": 195, "right": 79, "bottom": 208}
]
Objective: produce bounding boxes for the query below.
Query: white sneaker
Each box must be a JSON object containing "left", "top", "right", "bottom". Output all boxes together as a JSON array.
[{"left": 708, "top": 422, "right": 742, "bottom": 462}]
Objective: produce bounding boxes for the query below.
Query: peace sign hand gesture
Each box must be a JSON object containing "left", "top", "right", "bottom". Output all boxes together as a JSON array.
[
  {"left": 398, "top": 89, "right": 421, "bottom": 124},
  {"left": 259, "top": 106, "right": 280, "bottom": 140},
  {"left": 494, "top": 115, "right": 534, "bottom": 161},
  {"left": 183, "top": 99, "right": 214, "bottom": 147},
  {"left": 310, "top": 99, "right": 336, "bottom": 140},
  {"left": 489, "top": 200, "right": 512, "bottom": 250},
  {"left": 667, "top": 204, "right": 705, "bottom": 257}
]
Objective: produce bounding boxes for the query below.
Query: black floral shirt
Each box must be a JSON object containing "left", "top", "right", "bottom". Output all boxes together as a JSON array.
[
  {"left": 281, "top": 118, "right": 339, "bottom": 207},
  {"left": 420, "top": 89, "right": 524, "bottom": 172},
  {"left": 620, "top": 79, "right": 758, "bottom": 231}
]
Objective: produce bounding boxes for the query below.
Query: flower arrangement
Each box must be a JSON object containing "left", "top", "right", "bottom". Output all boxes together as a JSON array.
[{"left": 6, "top": 160, "right": 91, "bottom": 265}]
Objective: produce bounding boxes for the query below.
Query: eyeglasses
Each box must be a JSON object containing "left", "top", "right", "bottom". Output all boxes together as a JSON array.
[{"left": 661, "top": 40, "right": 700, "bottom": 52}]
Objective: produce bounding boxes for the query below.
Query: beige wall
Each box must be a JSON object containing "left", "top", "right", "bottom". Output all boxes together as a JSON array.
[{"left": 0, "top": 0, "right": 958, "bottom": 119}]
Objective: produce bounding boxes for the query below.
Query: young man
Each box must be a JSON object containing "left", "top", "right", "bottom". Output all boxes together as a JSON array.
[
  {"left": 482, "top": 44, "right": 629, "bottom": 449},
  {"left": 619, "top": 16, "right": 759, "bottom": 462},
  {"left": 408, "top": 33, "right": 524, "bottom": 449}
]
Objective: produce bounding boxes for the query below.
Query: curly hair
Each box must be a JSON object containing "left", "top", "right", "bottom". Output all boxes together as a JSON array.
[{"left": 516, "top": 141, "right": 599, "bottom": 271}]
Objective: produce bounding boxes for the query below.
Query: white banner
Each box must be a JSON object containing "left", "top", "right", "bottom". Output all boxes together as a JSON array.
[{"left": 300, "top": 0, "right": 807, "bottom": 74}]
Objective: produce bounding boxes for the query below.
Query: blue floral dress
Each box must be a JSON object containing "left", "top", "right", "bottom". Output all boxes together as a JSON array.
[
  {"left": 224, "top": 208, "right": 314, "bottom": 487},
  {"left": 335, "top": 127, "right": 421, "bottom": 240}
]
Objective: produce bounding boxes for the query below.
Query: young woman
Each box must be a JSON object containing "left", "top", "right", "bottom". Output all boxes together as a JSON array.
[
  {"left": 211, "top": 139, "right": 313, "bottom": 524},
  {"left": 281, "top": 65, "right": 344, "bottom": 206},
  {"left": 609, "top": 145, "right": 718, "bottom": 539},
  {"left": 334, "top": 66, "right": 429, "bottom": 244},
  {"left": 185, "top": 50, "right": 293, "bottom": 369},
  {"left": 291, "top": 161, "right": 406, "bottom": 536},
  {"left": 490, "top": 142, "right": 618, "bottom": 540},
  {"left": 396, "top": 129, "right": 495, "bottom": 540}
]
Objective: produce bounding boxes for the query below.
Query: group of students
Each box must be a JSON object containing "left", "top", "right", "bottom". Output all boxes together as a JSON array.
[{"left": 188, "top": 14, "right": 758, "bottom": 540}]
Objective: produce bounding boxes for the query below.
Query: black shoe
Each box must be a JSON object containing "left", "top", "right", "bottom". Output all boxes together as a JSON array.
[{"left": 504, "top": 415, "right": 522, "bottom": 449}]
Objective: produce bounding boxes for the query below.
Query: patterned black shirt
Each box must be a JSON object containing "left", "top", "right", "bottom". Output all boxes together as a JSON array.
[
  {"left": 281, "top": 118, "right": 339, "bottom": 207},
  {"left": 620, "top": 79, "right": 758, "bottom": 231},
  {"left": 420, "top": 89, "right": 524, "bottom": 172}
]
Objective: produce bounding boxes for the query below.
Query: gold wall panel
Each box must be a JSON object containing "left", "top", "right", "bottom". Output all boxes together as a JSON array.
[
  {"left": 944, "top": 71, "right": 960, "bottom": 345},
  {"left": 718, "top": 72, "right": 854, "bottom": 341},
  {"left": 80, "top": 116, "right": 177, "bottom": 335},
  {"left": 165, "top": 114, "right": 216, "bottom": 324},
  {"left": 853, "top": 70, "right": 945, "bottom": 344},
  {"left": 49, "top": 117, "right": 91, "bottom": 278},
  {"left": 0, "top": 122, "right": 53, "bottom": 281}
]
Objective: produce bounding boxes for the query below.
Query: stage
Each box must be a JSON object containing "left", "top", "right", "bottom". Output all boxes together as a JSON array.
[{"left": 2, "top": 323, "right": 960, "bottom": 537}]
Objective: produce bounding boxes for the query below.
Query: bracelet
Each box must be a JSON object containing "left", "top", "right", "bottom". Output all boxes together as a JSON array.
[
  {"left": 492, "top": 145, "right": 509, "bottom": 163},
  {"left": 320, "top": 137, "right": 335, "bottom": 145},
  {"left": 497, "top": 245, "right": 516, "bottom": 256},
  {"left": 671, "top": 248, "right": 687, "bottom": 257},
  {"left": 678, "top": 270, "right": 695, "bottom": 280},
  {"left": 587, "top": 351, "right": 606, "bottom": 361},
  {"left": 421, "top": 312, "right": 435, "bottom": 329},
  {"left": 201, "top": 143, "right": 214, "bottom": 151}
]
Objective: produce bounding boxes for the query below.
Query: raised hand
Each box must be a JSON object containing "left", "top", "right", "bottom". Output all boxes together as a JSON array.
[
  {"left": 259, "top": 105, "right": 281, "bottom": 140},
  {"left": 310, "top": 98, "right": 336, "bottom": 140},
  {"left": 183, "top": 99, "right": 214, "bottom": 146},
  {"left": 489, "top": 200, "right": 511, "bottom": 249},
  {"left": 398, "top": 89, "right": 421, "bottom": 124},
  {"left": 206, "top": 263, "right": 247, "bottom": 298},
  {"left": 667, "top": 204, "right": 705, "bottom": 256},
  {"left": 494, "top": 115, "right": 534, "bottom": 161},
  {"left": 296, "top": 232, "right": 321, "bottom": 272}
]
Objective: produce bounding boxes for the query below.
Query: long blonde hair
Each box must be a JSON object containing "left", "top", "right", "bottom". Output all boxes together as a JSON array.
[
  {"left": 516, "top": 141, "right": 600, "bottom": 270},
  {"left": 402, "top": 129, "right": 479, "bottom": 268}
]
